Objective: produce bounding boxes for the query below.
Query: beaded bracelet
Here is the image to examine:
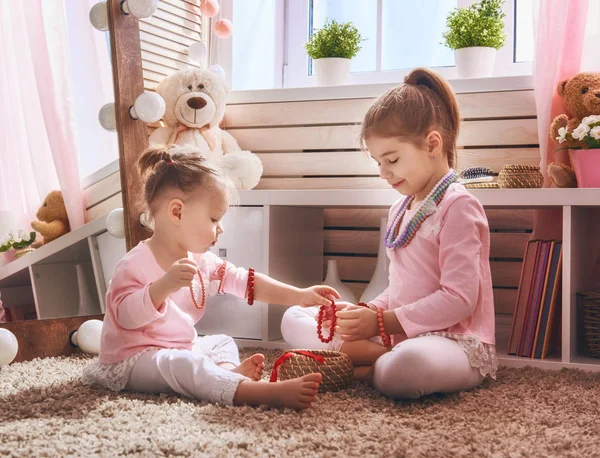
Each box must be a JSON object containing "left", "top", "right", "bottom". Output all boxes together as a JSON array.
[
  {"left": 377, "top": 308, "right": 392, "bottom": 349},
  {"left": 247, "top": 268, "right": 255, "bottom": 305},
  {"left": 317, "top": 300, "right": 336, "bottom": 343},
  {"left": 190, "top": 269, "right": 206, "bottom": 309}
]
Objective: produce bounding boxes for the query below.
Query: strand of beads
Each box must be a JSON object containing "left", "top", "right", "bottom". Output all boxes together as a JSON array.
[
  {"left": 317, "top": 301, "right": 371, "bottom": 344},
  {"left": 376, "top": 308, "right": 392, "bottom": 349},
  {"left": 247, "top": 268, "right": 255, "bottom": 305},
  {"left": 190, "top": 269, "right": 206, "bottom": 309},
  {"left": 385, "top": 169, "right": 458, "bottom": 249}
]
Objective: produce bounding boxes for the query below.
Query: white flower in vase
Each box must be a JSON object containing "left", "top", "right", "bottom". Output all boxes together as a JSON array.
[
  {"left": 556, "top": 126, "right": 568, "bottom": 144},
  {"left": 582, "top": 115, "right": 600, "bottom": 126},
  {"left": 590, "top": 126, "right": 600, "bottom": 141},
  {"left": 572, "top": 123, "right": 591, "bottom": 140}
]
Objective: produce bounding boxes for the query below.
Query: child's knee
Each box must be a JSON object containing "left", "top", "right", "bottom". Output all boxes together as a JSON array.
[
  {"left": 280, "top": 305, "right": 306, "bottom": 336},
  {"left": 373, "top": 346, "right": 430, "bottom": 400}
]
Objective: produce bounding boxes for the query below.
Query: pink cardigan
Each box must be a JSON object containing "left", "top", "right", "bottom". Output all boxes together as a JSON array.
[
  {"left": 370, "top": 183, "right": 496, "bottom": 346},
  {"left": 99, "top": 242, "right": 249, "bottom": 364}
]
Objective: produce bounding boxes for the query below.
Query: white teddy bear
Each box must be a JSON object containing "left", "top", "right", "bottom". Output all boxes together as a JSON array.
[{"left": 149, "top": 67, "right": 263, "bottom": 190}]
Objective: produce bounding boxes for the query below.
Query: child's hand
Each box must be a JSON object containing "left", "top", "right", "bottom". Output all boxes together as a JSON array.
[
  {"left": 297, "top": 285, "right": 340, "bottom": 308},
  {"left": 162, "top": 258, "right": 198, "bottom": 293},
  {"left": 315, "top": 301, "right": 354, "bottom": 328},
  {"left": 336, "top": 305, "right": 379, "bottom": 342}
]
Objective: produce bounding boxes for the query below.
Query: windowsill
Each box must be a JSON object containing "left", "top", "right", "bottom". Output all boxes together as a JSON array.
[{"left": 228, "top": 74, "right": 534, "bottom": 104}]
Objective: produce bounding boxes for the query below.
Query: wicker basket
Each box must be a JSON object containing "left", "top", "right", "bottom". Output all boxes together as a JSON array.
[
  {"left": 464, "top": 182, "right": 500, "bottom": 189},
  {"left": 13, "top": 247, "right": 36, "bottom": 260},
  {"left": 270, "top": 350, "right": 353, "bottom": 392},
  {"left": 577, "top": 292, "right": 600, "bottom": 358},
  {"left": 498, "top": 164, "right": 544, "bottom": 189}
]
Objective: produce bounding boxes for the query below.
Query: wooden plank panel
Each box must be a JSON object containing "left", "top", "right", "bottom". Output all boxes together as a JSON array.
[
  {"left": 457, "top": 148, "right": 540, "bottom": 173},
  {"left": 494, "top": 288, "right": 518, "bottom": 315},
  {"left": 143, "top": 69, "right": 166, "bottom": 83},
  {"left": 152, "top": 8, "right": 202, "bottom": 33},
  {"left": 259, "top": 148, "right": 539, "bottom": 177},
  {"left": 486, "top": 209, "right": 534, "bottom": 229},
  {"left": 490, "top": 261, "right": 522, "bottom": 288},
  {"left": 230, "top": 119, "right": 539, "bottom": 152},
  {"left": 490, "top": 233, "right": 530, "bottom": 258},
  {"left": 325, "top": 208, "right": 389, "bottom": 227},
  {"left": 258, "top": 151, "right": 377, "bottom": 176},
  {"left": 160, "top": 0, "right": 203, "bottom": 16},
  {"left": 84, "top": 171, "right": 121, "bottom": 210},
  {"left": 157, "top": 1, "right": 202, "bottom": 22},
  {"left": 325, "top": 230, "right": 379, "bottom": 254},
  {"left": 326, "top": 255, "right": 521, "bottom": 286},
  {"left": 85, "top": 193, "right": 123, "bottom": 223},
  {"left": 142, "top": 51, "right": 199, "bottom": 72},
  {"left": 324, "top": 230, "right": 529, "bottom": 258},
  {"left": 142, "top": 16, "right": 201, "bottom": 40},
  {"left": 139, "top": 22, "right": 197, "bottom": 47},
  {"left": 140, "top": 30, "right": 191, "bottom": 54},
  {"left": 141, "top": 42, "right": 199, "bottom": 67},
  {"left": 257, "top": 177, "right": 389, "bottom": 190},
  {"left": 224, "top": 91, "right": 536, "bottom": 128}
]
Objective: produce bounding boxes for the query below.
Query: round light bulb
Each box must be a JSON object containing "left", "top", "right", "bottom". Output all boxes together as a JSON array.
[
  {"left": 121, "top": 0, "right": 158, "bottom": 18},
  {"left": 208, "top": 64, "right": 226, "bottom": 79},
  {"left": 215, "top": 19, "right": 233, "bottom": 39},
  {"left": 71, "top": 319, "right": 103, "bottom": 355},
  {"left": 200, "top": 0, "right": 220, "bottom": 18},
  {"left": 99, "top": 103, "right": 117, "bottom": 131},
  {"left": 0, "top": 328, "right": 18, "bottom": 366},
  {"left": 89, "top": 2, "right": 109, "bottom": 31},
  {"left": 129, "top": 92, "right": 165, "bottom": 123},
  {"left": 188, "top": 42, "right": 207, "bottom": 63},
  {"left": 106, "top": 208, "right": 125, "bottom": 238}
]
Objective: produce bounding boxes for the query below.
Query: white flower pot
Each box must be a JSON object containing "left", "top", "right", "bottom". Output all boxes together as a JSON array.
[
  {"left": 313, "top": 58, "right": 351, "bottom": 86},
  {"left": 360, "top": 218, "right": 390, "bottom": 304},
  {"left": 454, "top": 47, "right": 496, "bottom": 79}
]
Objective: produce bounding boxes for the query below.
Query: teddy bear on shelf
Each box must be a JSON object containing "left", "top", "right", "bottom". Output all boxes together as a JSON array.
[
  {"left": 149, "top": 67, "right": 263, "bottom": 190},
  {"left": 31, "top": 190, "right": 70, "bottom": 247},
  {"left": 548, "top": 72, "right": 600, "bottom": 188}
]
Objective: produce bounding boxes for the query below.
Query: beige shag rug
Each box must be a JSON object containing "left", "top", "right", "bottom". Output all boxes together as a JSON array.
[{"left": 1, "top": 350, "right": 600, "bottom": 458}]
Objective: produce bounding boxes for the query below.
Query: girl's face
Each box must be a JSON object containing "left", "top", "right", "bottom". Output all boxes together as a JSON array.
[
  {"left": 175, "top": 183, "right": 229, "bottom": 254},
  {"left": 366, "top": 133, "right": 446, "bottom": 200}
]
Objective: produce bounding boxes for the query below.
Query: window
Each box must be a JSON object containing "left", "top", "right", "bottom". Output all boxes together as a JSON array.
[{"left": 219, "top": 0, "right": 535, "bottom": 90}]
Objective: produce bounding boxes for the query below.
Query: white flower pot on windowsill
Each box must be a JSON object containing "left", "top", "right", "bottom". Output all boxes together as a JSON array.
[
  {"left": 454, "top": 47, "right": 496, "bottom": 79},
  {"left": 313, "top": 58, "right": 351, "bottom": 86}
]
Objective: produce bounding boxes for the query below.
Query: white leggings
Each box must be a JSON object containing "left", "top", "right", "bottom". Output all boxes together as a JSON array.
[
  {"left": 281, "top": 306, "right": 484, "bottom": 400},
  {"left": 125, "top": 334, "right": 248, "bottom": 405}
]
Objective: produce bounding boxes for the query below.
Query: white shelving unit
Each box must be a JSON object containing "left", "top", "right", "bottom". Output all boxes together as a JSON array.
[
  {"left": 234, "top": 189, "right": 600, "bottom": 371},
  {"left": 0, "top": 215, "right": 116, "bottom": 320}
]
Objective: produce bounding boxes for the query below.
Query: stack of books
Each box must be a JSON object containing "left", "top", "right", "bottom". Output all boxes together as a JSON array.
[{"left": 507, "top": 240, "right": 562, "bottom": 358}]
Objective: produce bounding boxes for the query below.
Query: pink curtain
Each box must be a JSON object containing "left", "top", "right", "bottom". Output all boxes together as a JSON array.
[
  {"left": 0, "top": 1, "right": 84, "bottom": 233},
  {"left": 532, "top": 0, "right": 589, "bottom": 240}
]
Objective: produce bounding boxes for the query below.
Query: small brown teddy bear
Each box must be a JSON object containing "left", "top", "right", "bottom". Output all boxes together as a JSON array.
[
  {"left": 31, "top": 190, "right": 70, "bottom": 247},
  {"left": 548, "top": 72, "right": 600, "bottom": 188}
]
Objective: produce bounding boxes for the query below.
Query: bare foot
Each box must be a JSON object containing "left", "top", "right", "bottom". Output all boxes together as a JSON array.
[
  {"left": 354, "top": 365, "right": 374, "bottom": 385},
  {"left": 231, "top": 353, "right": 265, "bottom": 381},
  {"left": 234, "top": 373, "right": 322, "bottom": 410}
]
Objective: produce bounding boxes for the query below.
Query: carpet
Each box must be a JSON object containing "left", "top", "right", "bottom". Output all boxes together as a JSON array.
[{"left": 1, "top": 349, "right": 600, "bottom": 457}]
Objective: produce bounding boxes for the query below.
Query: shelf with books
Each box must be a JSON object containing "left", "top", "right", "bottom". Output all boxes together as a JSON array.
[{"left": 496, "top": 205, "right": 600, "bottom": 372}]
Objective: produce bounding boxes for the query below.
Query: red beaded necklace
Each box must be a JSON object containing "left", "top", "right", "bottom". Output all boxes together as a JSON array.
[
  {"left": 317, "top": 301, "right": 373, "bottom": 344},
  {"left": 190, "top": 269, "right": 206, "bottom": 309}
]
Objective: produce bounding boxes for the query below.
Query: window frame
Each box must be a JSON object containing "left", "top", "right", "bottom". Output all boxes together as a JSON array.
[
  {"left": 284, "top": 0, "right": 531, "bottom": 88},
  {"left": 214, "top": 0, "right": 533, "bottom": 90}
]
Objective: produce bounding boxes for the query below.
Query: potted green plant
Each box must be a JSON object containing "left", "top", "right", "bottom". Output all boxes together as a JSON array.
[
  {"left": 442, "top": 0, "right": 506, "bottom": 78},
  {"left": 305, "top": 19, "right": 363, "bottom": 86}
]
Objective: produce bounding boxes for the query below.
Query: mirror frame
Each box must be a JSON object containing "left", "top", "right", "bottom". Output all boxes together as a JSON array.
[{"left": 107, "top": 0, "right": 151, "bottom": 251}]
